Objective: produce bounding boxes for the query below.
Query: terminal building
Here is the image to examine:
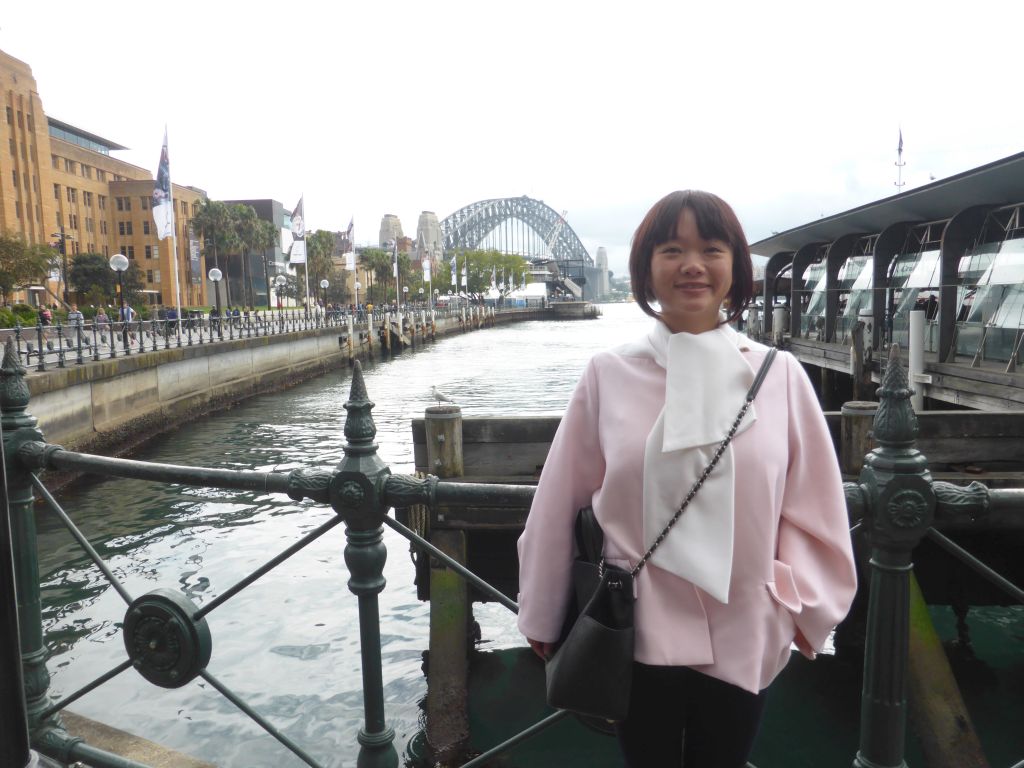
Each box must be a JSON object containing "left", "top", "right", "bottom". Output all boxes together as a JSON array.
[
  {"left": 1, "top": 48, "right": 208, "bottom": 308},
  {"left": 749, "top": 149, "right": 1024, "bottom": 410}
]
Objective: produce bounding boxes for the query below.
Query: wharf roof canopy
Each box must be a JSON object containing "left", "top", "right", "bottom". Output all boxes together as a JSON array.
[{"left": 749, "top": 150, "right": 1024, "bottom": 258}]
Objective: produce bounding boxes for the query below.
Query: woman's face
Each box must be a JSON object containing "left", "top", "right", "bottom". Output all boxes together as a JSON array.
[{"left": 649, "top": 207, "right": 733, "bottom": 334}]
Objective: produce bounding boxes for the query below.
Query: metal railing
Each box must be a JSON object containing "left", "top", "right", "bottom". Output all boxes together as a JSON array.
[
  {"left": 1, "top": 305, "right": 519, "bottom": 373},
  {"left": 2, "top": 338, "right": 1021, "bottom": 767}
]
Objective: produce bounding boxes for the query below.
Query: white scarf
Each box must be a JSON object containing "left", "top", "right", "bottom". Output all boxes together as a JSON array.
[{"left": 642, "top": 319, "right": 756, "bottom": 604}]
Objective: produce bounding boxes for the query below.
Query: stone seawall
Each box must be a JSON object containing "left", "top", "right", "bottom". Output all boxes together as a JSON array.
[{"left": 19, "top": 308, "right": 547, "bottom": 456}]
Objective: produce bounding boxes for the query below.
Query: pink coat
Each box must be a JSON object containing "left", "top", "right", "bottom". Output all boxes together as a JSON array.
[{"left": 516, "top": 339, "right": 858, "bottom": 694}]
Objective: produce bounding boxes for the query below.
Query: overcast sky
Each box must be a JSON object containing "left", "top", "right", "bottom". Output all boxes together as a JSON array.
[{"left": 5, "top": 1, "right": 1024, "bottom": 275}]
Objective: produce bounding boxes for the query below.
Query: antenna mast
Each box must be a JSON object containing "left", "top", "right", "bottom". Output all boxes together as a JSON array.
[{"left": 895, "top": 128, "right": 906, "bottom": 192}]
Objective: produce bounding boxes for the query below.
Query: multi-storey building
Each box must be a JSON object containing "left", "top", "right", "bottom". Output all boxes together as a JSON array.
[{"left": 1, "top": 48, "right": 207, "bottom": 308}]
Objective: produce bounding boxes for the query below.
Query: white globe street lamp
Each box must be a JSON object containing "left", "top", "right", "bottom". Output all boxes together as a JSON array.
[
  {"left": 109, "top": 253, "right": 130, "bottom": 350},
  {"left": 208, "top": 267, "right": 224, "bottom": 339}
]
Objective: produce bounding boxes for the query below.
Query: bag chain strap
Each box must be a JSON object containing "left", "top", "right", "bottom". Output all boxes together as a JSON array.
[{"left": 601, "top": 348, "right": 778, "bottom": 580}]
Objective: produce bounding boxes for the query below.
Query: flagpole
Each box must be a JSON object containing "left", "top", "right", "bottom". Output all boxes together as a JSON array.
[
  {"left": 302, "top": 193, "right": 311, "bottom": 316},
  {"left": 161, "top": 126, "right": 183, "bottom": 333}
]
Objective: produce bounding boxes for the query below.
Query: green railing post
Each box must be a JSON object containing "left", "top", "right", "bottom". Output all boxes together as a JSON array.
[
  {"left": 331, "top": 360, "right": 398, "bottom": 768},
  {"left": 853, "top": 345, "right": 936, "bottom": 768},
  {"left": 0, "top": 340, "right": 56, "bottom": 734}
]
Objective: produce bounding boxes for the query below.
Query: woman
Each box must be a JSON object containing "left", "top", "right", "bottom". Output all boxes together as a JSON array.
[{"left": 517, "top": 190, "right": 857, "bottom": 767}]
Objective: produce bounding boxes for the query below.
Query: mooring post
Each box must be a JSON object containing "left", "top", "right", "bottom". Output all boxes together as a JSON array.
[
  {"left": 347, "top": 315, "right": 355, "bottom": 366},
  {"left": 853, "top": 344, "right": 935, "bottom": 768},
  {"left": 424, "top": 404, "right": 469, "bottom": 764},
  {"left": 0, "top": 341, "right": 56, "bottom": 739},
  {"left": 383, "top": 312, "right": 391, "bottom": 355},
  {"left": 840, "top": 401, "right": 878, "bottom": 476},
  {"left": 332, "top": 360, "right": 398, "bottom": 768}
]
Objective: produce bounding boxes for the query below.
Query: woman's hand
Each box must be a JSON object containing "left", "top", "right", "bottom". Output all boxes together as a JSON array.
[{"left": 528, "top": 638, "right": 557, "bottom": 661}]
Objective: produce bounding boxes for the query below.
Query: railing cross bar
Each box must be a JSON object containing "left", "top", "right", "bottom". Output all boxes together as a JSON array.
[
  {"left": 382, "top": 515, "right": 519, "bottom": 613},
  {"left": 925, "top": 527, "right": 1024, "bottom": 604},
  {"left": 193, "top": 515, "right": 344, "bottom": 621},
  {"left": 457, "top": 710, "right": 570, "bottom": 768},
  {"left": 36, "top": 659, "right": 133, "bottom": 723},
  {"left": 199, "top": 670, "right": 325, "bottom": 768},
  {"left": 30, "top": 475, "right": 134, "bottom": 606}
]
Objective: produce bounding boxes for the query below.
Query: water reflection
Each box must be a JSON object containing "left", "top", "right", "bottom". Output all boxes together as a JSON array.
[{"left": 42, "top": 303, "right": 649, "bottom": 766}]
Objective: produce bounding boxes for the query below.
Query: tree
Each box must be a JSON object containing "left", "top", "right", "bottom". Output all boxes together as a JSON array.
[
  {"left": 306, "top": 230, "right": 335, "bottom": 287},
  {"left": 360, "top": 248, "right": 393, "bottom": 304},
  {"left": 69, "top": 252, "right": 116, "bottom": 299},
  {"left": 0, "top": 232, "right": 54, "bottom": 302},
  {"left": 192, "top": 199, "right": 238, "bottom": 303},
  {"left": 231, "top": 204, "right": 260, "bottom": 307}
]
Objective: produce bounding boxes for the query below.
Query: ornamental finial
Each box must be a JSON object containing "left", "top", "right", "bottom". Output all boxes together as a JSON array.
[{"left": 873, "top": 343, "right": 918, "bottom": 447}]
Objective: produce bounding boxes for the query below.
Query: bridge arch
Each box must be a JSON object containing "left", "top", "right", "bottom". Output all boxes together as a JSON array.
[{"left": 440, "top": 196, "right": 593, "bottom": 267}]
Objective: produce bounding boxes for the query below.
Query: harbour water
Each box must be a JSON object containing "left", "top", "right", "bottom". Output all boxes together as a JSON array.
[
  {"left": 37, "top": 302, "right": 1022, "bottom": 767},
  {"left": 40, "top": 303, "right": 651, "bottom": 767}
]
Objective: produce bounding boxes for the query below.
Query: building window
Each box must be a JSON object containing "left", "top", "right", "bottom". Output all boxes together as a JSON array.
[
  {"left": 116, "top": 197, "right": 123, "bottom": 211},
  {"left": 14, "top": 201, "right": 21, "bottom": 219},
  {"left": 52, "top": 154, "right": 59, "bottom": 168},
  {"left": 103, "top": 245, "right": 109, "bottom": 257},
  {"left": 100, "top": 220, "right": 107, "bottom": 235},
  {"left": 118, "top": 221, "right": 133, "bottom": 236},
  {"left": 145, "top": 245, "right": 152, "bottom": 259},
  {"left": 32, "top": 175, "right": 38, "bottom": 192},
  {"left": 17, "top": 111, "right": 23, "bottom": 128},
  {"left": 27, "top": 114, "right": 33, "bottom": 132},
  {"left": 4, "top": 107, "right": 11, "bottom": 124},
  {"left": 153, "top": 269, "right": 161, "bottom": 284},
  {"left": 11, "top": 170, "right": 17, "bottom": 188},
  {"left": 68, "top": 213, "right": 78, "bottom": 229},
  {"left": 9, "top": 139, "right": 14, "bottom": 156},
  {"left": 180, "top": 200, "right": 188, "bottom": 215},
  {"left": 72, "top": 241, "right": 79, "bottom": 255},
  {"left": 21, "top": 143, "right": 27, "bottom": 160},
  {"left": 96, "top": 169, "right": 106, "bottom": 182},
  {"left": 125, "top": 246, "right": 135, "bottom": 259},
  {"left": 64, "top": 158, "right": 75, "bottom": 173},
  {"left": 35, "top": 205, "right": 41, "bottom": 222},
  {"left": 146, "top": 270, "right": 154, "bottom": 283},
  {"left": 81, "top": 164, "right": 91, "bottom": 179},
  {"left": 141, "top": 196, "right": 149, "bottom": 210},
  {"left": 143, "top": 221, "right": 150, "bottom": 235},
  {"left": 66, "top": 187, "right": 77, "bottom": 203},
  {"left": 88, "top": 242, "right": 95, "bottom": 252},
  {"left": 83, "top": 191, "right": 92, "bottom": 206},
  {"left": 98, "top": 195, "right": 106, "bottom": 210}
]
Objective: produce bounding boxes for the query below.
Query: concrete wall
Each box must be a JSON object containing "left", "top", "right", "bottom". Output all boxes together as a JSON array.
[{"left": 19, "top": 307, "right": 550, "bottom": 452}]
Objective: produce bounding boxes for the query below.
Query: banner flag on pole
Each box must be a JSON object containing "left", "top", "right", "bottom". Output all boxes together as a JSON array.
[
  {"left": 451, "top": 263, "right": 456, "bottom": 286},
  {"left": 392, "top": 245, "right": 398, "bottom": 278},
  {"left": 289, "top": 197, "right": 306, "bottom": 264},
  {"left": 345, "top": 217, "right": 354, "bottom": 252},
  {"left": 152, "top": 128, "right": 174, "bottom": 240},
  {"left": 422, "top": 259, "right": 431, "bottom": 283},
  {"left": 898, "top": 128, "right": 904, "bottom": 154},
  {"left": 345, "top": 252, "right": 355, "bottom": 271},
  {"left": 461, "top": 264, "right": 467, "bottom": 288}
]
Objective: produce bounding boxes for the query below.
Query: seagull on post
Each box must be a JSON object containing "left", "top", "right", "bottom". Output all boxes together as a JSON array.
[{"left": 430, "top": 385, "right": 455, "bottom": 405}]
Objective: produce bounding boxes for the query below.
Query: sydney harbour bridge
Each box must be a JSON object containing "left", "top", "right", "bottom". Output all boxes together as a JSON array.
[{"left": 439, "top": 196, "right": 593, "bottom": 269}]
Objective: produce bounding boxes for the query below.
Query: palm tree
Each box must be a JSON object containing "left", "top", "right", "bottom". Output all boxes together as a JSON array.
[
  {"left": 192, "top": 199, "right": 238, "bottom": 305},
  {"left": 231, "top": 205, "right": 261, "bottom": 307}
]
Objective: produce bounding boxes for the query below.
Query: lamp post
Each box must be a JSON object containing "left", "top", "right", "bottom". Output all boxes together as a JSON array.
[
  {"left": 355, "top": 280, "right": 361, "bottom": 314},
  {"left": 52, "top": 227, "right": 75, "bottom": 304},
  {"left": 319, "top": 278, "right": 329, "bottom": 307},
  {"left": 274, "top": 274, "right": 287, "bottom": 329},
  {"left": 109, "top": 253, "right": 129, "bottom": 352},
  {"left": 402, "top": 285, "right": 408, "bottom": 310},
  {"left": 208, "top": 267, "right": 223, "bottom": 340},
  {"left": 387, "top": 239, "right": 399, "bottom": 311}
]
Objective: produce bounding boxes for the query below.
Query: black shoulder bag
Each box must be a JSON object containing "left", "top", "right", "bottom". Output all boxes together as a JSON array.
[{"left": 545, "top": 348, "right": 777, "bottom": 722}]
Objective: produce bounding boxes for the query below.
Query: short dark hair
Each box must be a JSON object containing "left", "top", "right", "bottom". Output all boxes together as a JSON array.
[{"left": 629, "top": 190, "right": 754, "bottom": 325}]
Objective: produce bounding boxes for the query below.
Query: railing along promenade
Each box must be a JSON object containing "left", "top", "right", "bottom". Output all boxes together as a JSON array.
[
  {"left": 2, "top": 340, "right": 1022, "bottom": 768},
  {"left": 2, "top": 305, "right": 514, "bottom": 373}
]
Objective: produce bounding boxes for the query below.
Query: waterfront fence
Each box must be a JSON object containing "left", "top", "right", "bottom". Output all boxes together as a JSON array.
[{"left": 2, "top": 339, "right": 1022, "bottom": 768}]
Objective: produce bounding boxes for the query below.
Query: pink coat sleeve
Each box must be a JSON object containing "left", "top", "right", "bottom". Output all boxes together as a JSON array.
[
  {"left": 776, "top": 353, "right": 858, "bottom": 658},
  {"left": 517, "top": 359, "right": 607, "bottom": 643}
]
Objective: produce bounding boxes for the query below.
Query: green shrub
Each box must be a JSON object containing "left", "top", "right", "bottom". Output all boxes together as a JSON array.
[
  {"left": 11, "top": 303, "right": 37, "bottom": 326},
  {"left": 0, "top": 308, "right": 15, "bottom": 328}
]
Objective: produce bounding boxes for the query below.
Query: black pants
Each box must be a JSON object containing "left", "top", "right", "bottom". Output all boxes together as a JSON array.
[{"left": 615, "top": 663, "right": 767, "bottom": 768}]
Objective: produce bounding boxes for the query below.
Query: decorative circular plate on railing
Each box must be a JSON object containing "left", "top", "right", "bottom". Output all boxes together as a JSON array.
[{"left": 123, "top": 588, "right": 212, "bottom": 688}]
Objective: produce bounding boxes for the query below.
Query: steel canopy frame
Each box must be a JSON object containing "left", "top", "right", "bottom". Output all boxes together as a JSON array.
[{"left": 440, "top": 196, "right": 593, "bottom": 267}]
